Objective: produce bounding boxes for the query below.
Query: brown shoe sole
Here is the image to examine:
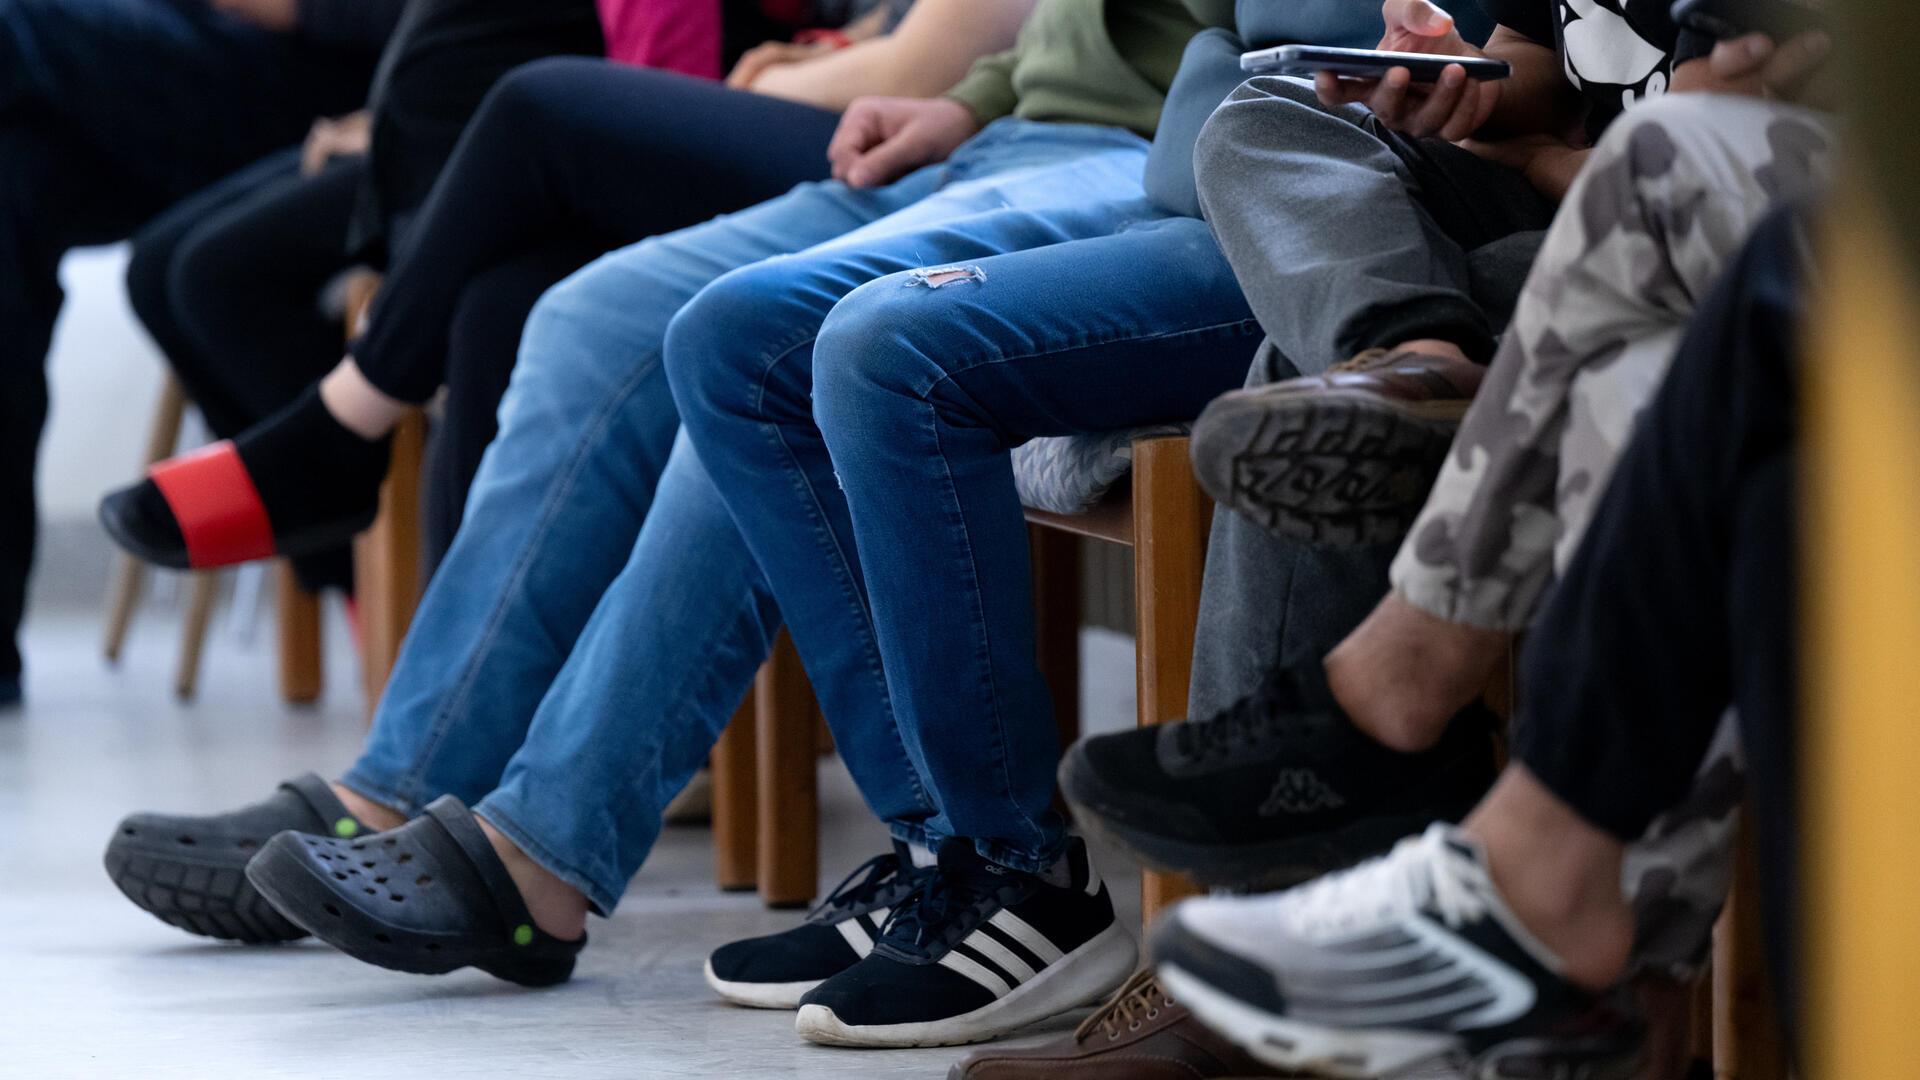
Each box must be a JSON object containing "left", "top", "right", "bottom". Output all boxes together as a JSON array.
[{"left": 1191, "top": 387, "right": 1465, "bottom": 548}]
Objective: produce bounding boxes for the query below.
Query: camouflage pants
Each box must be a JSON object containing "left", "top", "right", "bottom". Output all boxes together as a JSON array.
[
  {"left": 1398, "top": 94, "right": 1832, "bottom": 977},
  {"left": 1392, "top": 93, "right": 1832, "bottom": 631}
]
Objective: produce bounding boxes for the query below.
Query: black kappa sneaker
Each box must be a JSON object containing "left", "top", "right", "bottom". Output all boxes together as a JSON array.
[
  {"left": 104, "top": 773, "right": 373, "bottom": 943},
  {"left": 705, "top": 842, "right": 933, "bottom": 1008},
  {"left": 794, "top": 838, "right": 1137, "bottom": 1048},
  {"left": 1152, "top": 824, "right": 1645, "bottom": 1079},
  {"left": 1060, "top": 659, "right": 1497, "bottom": 891}
]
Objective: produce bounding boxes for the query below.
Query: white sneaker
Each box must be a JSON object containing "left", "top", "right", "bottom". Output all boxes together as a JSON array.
[{"left": 1152, "top": 824, "right": 1643, "bottom": 1078}]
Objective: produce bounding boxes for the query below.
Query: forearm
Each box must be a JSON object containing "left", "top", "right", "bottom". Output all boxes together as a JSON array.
[{"left": 751, "top": 0, "right": 1034, "bottom": 110}]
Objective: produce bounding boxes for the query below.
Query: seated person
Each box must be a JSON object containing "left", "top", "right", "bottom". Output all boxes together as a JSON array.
[
  {"left": 1062, "top": 0, "right": 1830, "bottom": 905},
  {"left": 98, "top": 0, "right": 969, "bottom": 575},
  {"left": 1153, "top": 199, "right": 1813, "bottom": 1074},
  {"left": 125, "top": 0, "right": 613, "bottom": 594},
  {"left": 103, "top": 0, "right": 1175, "bottom": 1049},
  {"left": 0, "top": 0, "right": 387, "bottom": 706}
]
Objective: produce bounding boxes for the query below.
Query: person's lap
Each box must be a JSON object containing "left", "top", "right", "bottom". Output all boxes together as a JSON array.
[
  {"left": 342, "top": 151, "right": 961, "bottom": 817},
  {"left": 670, "top": 195, "right": 1260, "bottom": 869},
  {"left": 349, "top": 121, "right": 1190, "bottom": 900}
]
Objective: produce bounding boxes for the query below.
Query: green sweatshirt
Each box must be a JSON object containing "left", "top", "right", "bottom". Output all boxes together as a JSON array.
[{"left": 944, "top": 0, "right": 1236, "bottom": 138}]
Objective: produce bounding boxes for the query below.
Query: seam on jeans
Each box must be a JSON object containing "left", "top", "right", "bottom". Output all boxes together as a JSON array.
[
  {"left": 899, "top": 316, "right": 1265, "bottom": 859},
  {"left": 901, "top": 317, "right": 1264, "bottom": 399},
  {"left": 596, "top": 574, "right": 782, "bottom": 863},
  {"left": 748, "top": 334, "right": 935, "bottom": 818},
  {"left": 925, "top": 404, "right": 1043, "bottom": 849},
  {"left": 336, "top": 771, "right": 422, "bottom": 820},
  {"left": 396, "top": 352, "right": 664, "bottom": 803}
]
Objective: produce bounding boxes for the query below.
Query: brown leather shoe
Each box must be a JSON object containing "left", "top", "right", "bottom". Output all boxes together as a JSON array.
[
  {"left": 1190, "top": 349, "right": 1485, "bottom": 547},
  {"left": 946, "top": 969, "right": 1295, "bottom": 1079}
]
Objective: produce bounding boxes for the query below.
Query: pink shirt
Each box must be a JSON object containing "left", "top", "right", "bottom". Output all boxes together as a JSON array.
[{"left": 598, "top": 0, "right": 725, "bottom": 78}]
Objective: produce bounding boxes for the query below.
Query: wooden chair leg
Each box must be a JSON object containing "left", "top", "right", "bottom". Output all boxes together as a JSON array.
[
  {"left": 1029, "top": 525, "right": 1083, "bottom": 753},
  {"left": 173, "top": 572, "right": 221, "bottom": 700},
  {"left": 757, "top": 631, "right": 820, "bottom": 908},
  {"left": 354, "top": 411, "right": 427, "bottom": 716},
  {"left": 1712, "top": 808, "right": 1787, "bottom": 1080},
  {"left": 1131, "top": 438, "right": 1212, "bottom": 921},
  {"left": 275, "top": 563, "right": 324, "bottom": 704},
  {"left": 105, "top": 376, "right": 190, "bottom": 663},
  {"left": 711, "top": 688, "right": 760, "bottom": 892}
]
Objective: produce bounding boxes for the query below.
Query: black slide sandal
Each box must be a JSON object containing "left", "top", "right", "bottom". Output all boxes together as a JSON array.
[
  {"left": 105, "top": 773, "right": 370, "bottom": 943},
  {"left": 246, "top": 795, "right": 584, "bottom": 986}
]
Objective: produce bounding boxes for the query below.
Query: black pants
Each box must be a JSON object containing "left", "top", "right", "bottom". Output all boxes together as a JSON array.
[
  {"left": 1513, "top": 201, "right": 1808, "bottom": 1026},
  {"left": 347, "top": 57, "right": 841, "bottom": 566},
  {"left": 0, "top": 0, "right": 375, "bottom": 679},
  {"left": 126, "top": 150, "right": 367, "bottom": 590}
]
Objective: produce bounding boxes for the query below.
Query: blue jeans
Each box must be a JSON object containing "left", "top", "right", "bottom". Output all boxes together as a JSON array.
[
  {"left": 669, "top": 130, "right": 1265, "bottom": 872},
  {"left": 345, "top": 119, "right": 1201, "bottom": 909}
]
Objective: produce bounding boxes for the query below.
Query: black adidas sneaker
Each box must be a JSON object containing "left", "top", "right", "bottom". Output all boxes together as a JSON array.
[
  {"left": 794, "top": 838, "right": 1136, "bottom": 1048},
  {"left": 705, "top": 843, "right": 932, "bottom": 1008},
  {"left": 1152, "top": 824, "right": 1645, "bottom": 1079},
  {"left": 1060, "top": 659, "right": 1497, "bottom": 890}
]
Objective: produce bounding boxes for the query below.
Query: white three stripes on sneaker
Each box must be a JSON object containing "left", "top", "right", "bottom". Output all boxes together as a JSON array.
[
  {"left": 937, "top": 909, "right": 1068, "bottom": 999},
  {"left": 835, "top": 907, "right": 889, "bottom": 956}
]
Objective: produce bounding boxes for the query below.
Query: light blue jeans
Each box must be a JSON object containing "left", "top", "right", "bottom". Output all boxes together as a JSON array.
[{"left": 342, "top": 120, "right": 1209, "bottom": 911}]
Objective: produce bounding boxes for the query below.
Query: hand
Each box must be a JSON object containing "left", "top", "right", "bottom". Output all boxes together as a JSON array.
[
  {"left": 827, "top": 97, "right": 979, "bottom": 188},
  {"left": 1314, "top": 0, "right": 1503, "bottom": 141},
  {"left": 1671, "top": 30, "right": 1833, "bottom": 106},
  {"left": 726, "top": 40, "right": 834, "bottom": 90},
  {"left": 300, "top": 111, "right": 371, "bottom": 176},
  {"left": 208, "top": 0, "right": 299, "bottom": 32},
  {"left": 1461, "top": 134, "right": 1591, "bottom": 200}
]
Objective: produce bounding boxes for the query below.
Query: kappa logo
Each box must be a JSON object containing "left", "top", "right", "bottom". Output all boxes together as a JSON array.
[{"left": 1259, "top": 768, "right": 1346, "bottom": 816}]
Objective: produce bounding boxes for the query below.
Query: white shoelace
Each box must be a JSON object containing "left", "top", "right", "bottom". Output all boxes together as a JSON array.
[{"left": 1285, "top": 826, "right": 1492, "bottom": 936}]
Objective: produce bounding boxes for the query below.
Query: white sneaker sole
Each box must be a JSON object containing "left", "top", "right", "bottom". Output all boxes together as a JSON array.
[
  {"left": 1158, "top": 962, "right": 1460, "bottom": 1078},
  {"left": 794, "top": 921, "right": 1138, "bottom": 1048},
  {"left": 702, "top": 959, "right": 822, "bottom": 1010}
]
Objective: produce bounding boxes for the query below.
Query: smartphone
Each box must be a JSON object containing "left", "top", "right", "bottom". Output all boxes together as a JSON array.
[
  {"left": 1670, "top": 0, "right": 1827, "bottom": 42},
  {"left": 1240, "top": 45, "right": 1512, "bottom": 82}
]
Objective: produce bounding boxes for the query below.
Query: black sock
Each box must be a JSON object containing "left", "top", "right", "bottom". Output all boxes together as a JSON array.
[{"left": 234, "top": 385, "right": 391, "bottom": 537}]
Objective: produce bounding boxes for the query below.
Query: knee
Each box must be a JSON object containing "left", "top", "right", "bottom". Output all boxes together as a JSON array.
[
  {"left": 472, "top": 56, "right": 605, "bottom": 145},
  {"left": 811, "top": 278, "right": 933, "bottom": 436},
  {"left": 1194, "top": 77, "right": 1321, "bottom": 213},
  {"left": 662, "top": 261, "right": 811, "bottom": 422}
]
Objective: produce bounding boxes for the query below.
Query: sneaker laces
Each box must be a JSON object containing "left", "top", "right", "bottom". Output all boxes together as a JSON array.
[
  {"left": 879, "top": 863, "right": 1008, "bottom": 958},
  {"left": 1075, "top": 969, "right": 1175, "bottom": 1043},
  {"left": 1285, "top": 826, "right": 1490, "bottom": 935},
  {"left": 1170, "top": 662, "right": 1298, "bottom": 763},
  {"left": 806, "top": 850, "right": 918, "bottom": 925}
]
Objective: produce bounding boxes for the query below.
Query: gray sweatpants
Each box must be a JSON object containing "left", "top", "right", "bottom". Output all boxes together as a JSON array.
[{"left": 1194, "top": 75, "right": 1556, "bottom": 372}]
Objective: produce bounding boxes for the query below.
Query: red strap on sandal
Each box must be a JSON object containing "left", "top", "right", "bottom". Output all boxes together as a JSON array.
[{"left": 148, "top": 442, "right": 277, "bottom": 568}]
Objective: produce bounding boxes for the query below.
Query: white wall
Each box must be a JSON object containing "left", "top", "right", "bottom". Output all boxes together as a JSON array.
[{"left": 42, "top": 247, "right": 168, "bottom": 523}]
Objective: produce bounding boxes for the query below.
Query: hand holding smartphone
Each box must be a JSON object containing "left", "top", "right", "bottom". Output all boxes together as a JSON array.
[{"left": 1241, "top": 45, "right": 1512, "bottom": 83}]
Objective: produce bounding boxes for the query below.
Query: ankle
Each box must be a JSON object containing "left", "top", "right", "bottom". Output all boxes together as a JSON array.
[
  {"left": 476, "top": 814, "right": 588, "bottom": 941},
  {"left": 1464, "top": 769, "right": 1634, "bottom": 990},
  {"left": 330, "top": 783, "right": 407, "bottom": 832},
  {"left": 319, "top": 359, "right": 408, "bottom": 441},
  {"left": 1325, "top": 594, "right": 1508, "bottom": 752}
]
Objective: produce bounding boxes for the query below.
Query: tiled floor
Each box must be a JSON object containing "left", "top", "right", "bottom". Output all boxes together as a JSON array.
[{"left": 1, "top": 604, "right": 1144, "bottom": 1079}]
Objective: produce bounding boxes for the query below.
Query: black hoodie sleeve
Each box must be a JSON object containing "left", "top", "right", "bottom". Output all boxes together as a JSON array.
[{"left": 296, "top": 0, "right": 408, "bottom": 54}]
